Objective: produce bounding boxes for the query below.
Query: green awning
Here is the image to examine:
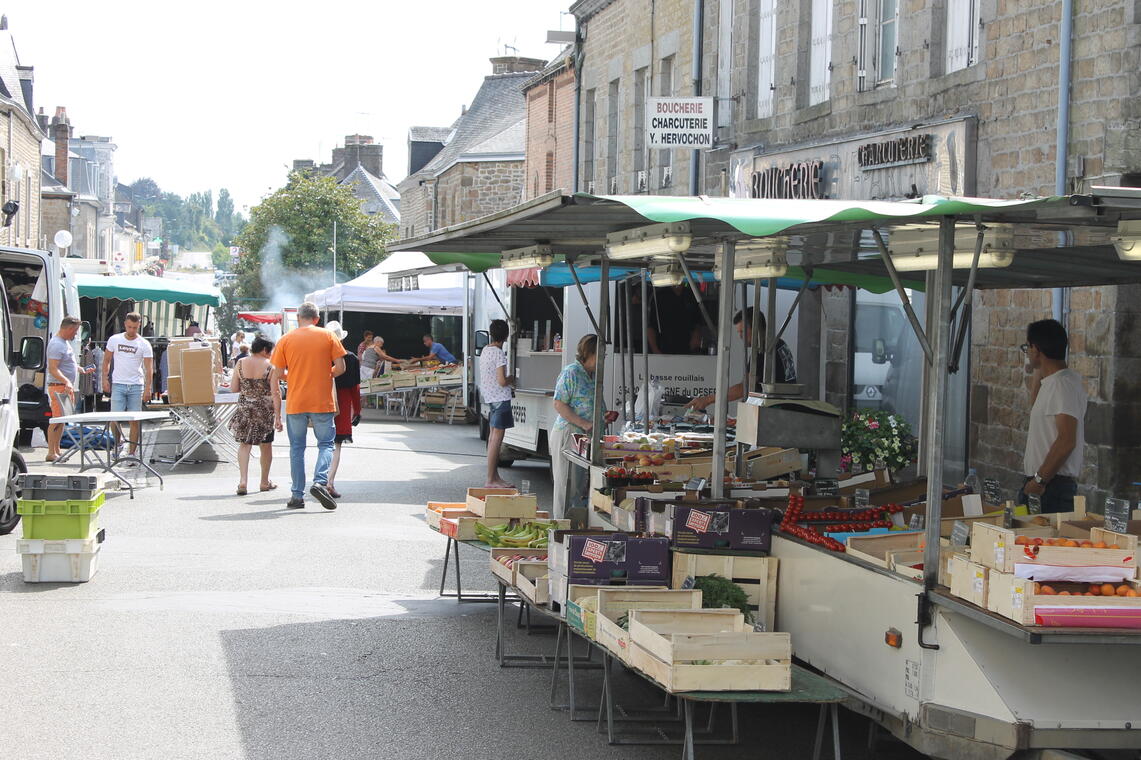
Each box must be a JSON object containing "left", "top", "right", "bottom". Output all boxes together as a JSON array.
[
  {"left": 423, "top": 251, "right": 501, "bottom": 274},
  {"left": 75, "top": 273, "right": 223, "bottom": 307}
]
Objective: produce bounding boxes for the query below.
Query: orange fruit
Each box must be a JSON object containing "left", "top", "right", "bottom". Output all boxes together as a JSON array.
[
  {"left": 1063, "top": 540, "right": 1080, "bottom": 548},
  {"left": 1015, "top": 536, "right": 1029, "bottom": 545},
  {"left": 1080, "top": 540, "right": 1094, "bottom": 548},
  {"left": 1084, "top": 592, "right": 1094, "bottom": 596},
  {"left": 1089, "top": 584, "right": 1102, "bottom": 595},
  {"left": 1127, "top": 590, "right": 1139, "bottom": 597},
  {"left": 1058, "top": 591, "right": 1072, "bottom": 596},
  {"left": 1093, "top": 541, "right": 1108, "bottom": 549},
  {"left": 1116, "top": 585, "right": 1131, "bottom": 597},
  {"left": 1102, "top": 584, "right": 1117, "bottom": 596},
  {"left": 1110, "top": 544, "right": 1121, "bottom": 550},
  {"left": 1040, "top": 585, "right": 1057, "bottom": 595}
]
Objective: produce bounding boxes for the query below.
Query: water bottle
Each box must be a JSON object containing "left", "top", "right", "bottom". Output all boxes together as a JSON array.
[{"left": 965, "top": 468, "right": 981, "bottom": 494}]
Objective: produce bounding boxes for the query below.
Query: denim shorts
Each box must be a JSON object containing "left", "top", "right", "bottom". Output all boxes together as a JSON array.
[
  {"left": 488, "top": 400, "right": 514, "bottom": 430},
  {"left": 110, "top": 383, "right": 144, "bottom": 412}
]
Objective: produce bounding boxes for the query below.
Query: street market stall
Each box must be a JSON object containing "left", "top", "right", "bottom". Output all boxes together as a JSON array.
[
  {"left": 75, "top": 272, "right": 222, "bottom": 340},
  {"left": 396, "top": 189, "right": 1141, "bottom": 758}
]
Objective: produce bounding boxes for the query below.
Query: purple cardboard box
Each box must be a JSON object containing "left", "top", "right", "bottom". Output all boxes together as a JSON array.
[
  {"left": 566, "top": 533, "right": 670, "bottom": 580},
  {"left": 671, "top": 504, "right": 774, "bottom": 552}
]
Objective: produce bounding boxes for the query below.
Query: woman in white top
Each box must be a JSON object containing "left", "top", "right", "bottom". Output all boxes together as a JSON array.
[{"left": 480, "top": 319, "right": 515, "bottom": 488}]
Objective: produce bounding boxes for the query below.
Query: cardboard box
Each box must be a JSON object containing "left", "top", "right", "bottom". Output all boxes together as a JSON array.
[
  {"left": 949, "top": 554, "right": 989, "bottom": 607},
  {"left": 548, "top": 528, "right": 621, "bottom": 576},
  {"left": 167, "top": 376, "right": 184, "bottom": 405},
  {"left": 466, "top": 488, "right": 537, "bottom": 519},
  {"left": 670, "top": 505, "right": 774, "bottom": 552},
  {"left": 180, "top": 349, "right": 216, "bottom": 404},
  {"left": 566, "top": 534, "right": 670, "bottom": 581}
]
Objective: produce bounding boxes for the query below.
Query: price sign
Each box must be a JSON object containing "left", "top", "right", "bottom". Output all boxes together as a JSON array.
[
  {"left": 1104, "top": 497, "right": 1131, "bottom": 533},
  {"left": 816, "top": 479, "right": 840, "bottom": 497},
  {"left": 951, "top": 520, "right": 971, "bottom": 546},
  {"left": 983, "top": 478, "right": 1002, "bottom": 506},
  {"left": 1002, "top": 501, "right": 1015, "bottom": 529},
  {"left": 681, "top": 575, "right": 696, "bottom": 590},
  {"left": 1027, "top": 494, "right": 1042, "bottom": 515},
  {"left": 854, "top": 489, "right": 871, "bottom": 509},
  {"left": 909, "top": 514, "right": 925, "bottom": 531},
  {"left": 685, "top": 477, "right": 707, "bottom": 493}
]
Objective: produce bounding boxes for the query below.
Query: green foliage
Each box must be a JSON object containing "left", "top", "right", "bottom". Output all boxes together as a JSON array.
[
  {"left": 232, "top": 173, "right": 395, "bottom": 300},
  {"left": 693, "top": 574, "right": 753, "bottom": 621},
  {"left": 211, "top": 244, "right": 230, "bottom": 271},
  {"left": 128, "top": 179, "right": 246, "bottom": 259}
]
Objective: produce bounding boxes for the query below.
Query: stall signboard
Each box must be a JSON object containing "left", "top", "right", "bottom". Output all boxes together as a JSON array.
[
  {"left": 1027, "top": 494, "right": 1042, "bottom": 515},
  {"left": 503, "top": 391, "right": 544, "bottom": 452},
  {"left": 646, "top": 97, "right": 714, "bottom": 149},
  {"left": 909, "top": 513, "right": 924, "bottom": 531},
  {"left": 951, "top": 520, "right": 971, "bottom": 546},
  {"left": 728, "top": 117, "right": 976, "bottom": 201},
  {"left": 816, "top": 479, "right": 840, "bottom": 497},
  {"left": 983, "top": 478, "right": 1002, "bottom": 506},
  {"left": 854, "top": 489, "right": 871, "bottom": 509},
  {"left": 1104, "top": 497, "right": 1131, "bottom": 533}
]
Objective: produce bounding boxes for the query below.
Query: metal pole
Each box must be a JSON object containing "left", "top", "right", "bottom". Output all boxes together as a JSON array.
[
  {"left": 736, "top": 281, "right": 749, "bottom": 479},
  {"left": 618, "top": 281, "right": 628, "bottom": 422},
  {"left": 749, "top": 283, "right": 761, "bottom": 393},
  {"left": 675, "top": 253, "right": 716, "bottom": 335},
  {"left": 463, "top": 273, "right": 471, "bottom": 409},
  {"left": 872, "top": 228, "right": 934, "bottom": 364},
  {"left": 627, "top": 278, "right": 637, "bottom": 428},
  {"left": 641, "top": 269, "right": 651, "bottom": 433},
  {"left": 763, "top": 277, "right": 777, "bottom": 385},
  {"left": 688, "top": 0, "right": 705, "bottom": 196},
  {"left": 332, "top": 220, "right": 337, "bottom": 287},
  {"left": 567, "top": 260, "right": 602, "bottom": 335},
  {"left": 922, "top": 218, "right": 955, "bottom": 590},
  {"left": 590, "top": 257, "right": 610, "bottom": 467},
  {"left": 711, "top": 242, "right": 736, "bottom": 498}
]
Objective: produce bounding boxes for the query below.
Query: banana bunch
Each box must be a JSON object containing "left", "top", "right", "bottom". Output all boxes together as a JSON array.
[{"left": 475, "top": 521, "right": 557, "bottom": 548}]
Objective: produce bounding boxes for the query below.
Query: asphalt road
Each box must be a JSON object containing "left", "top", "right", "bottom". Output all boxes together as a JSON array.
[{"left": 0, "top": 415, "right": 926, "bottom": 760}]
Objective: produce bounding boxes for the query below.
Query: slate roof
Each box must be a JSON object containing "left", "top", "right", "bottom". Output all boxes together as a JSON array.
[
  {"left": 416, "top": 71, "right": 531, "bottom": 177},
  {"left": 41, "top": 167, "right": 73, "bottom": 196},
  {"left": 341, "top": 165, "right": 401, "bottom": 225},
  {"left": 0, "top": 29, "right": 33, "bottom": 120},
  {"left": 408, "top": 126, "right": 453, "bottom": 144}
]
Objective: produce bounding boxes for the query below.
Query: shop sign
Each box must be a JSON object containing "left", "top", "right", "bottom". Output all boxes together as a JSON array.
[
  {"left": 646, "top": 97, "right": 714, "bottom": 149},
  {"left": 1104, "top": 497, "right": 1131, "bottom": 533},
  {"left": 728, "top": 118, "right": 975, "bottom": 201},
  {"left": 857, "top": 134, "right": 932, "bottom": 170}
]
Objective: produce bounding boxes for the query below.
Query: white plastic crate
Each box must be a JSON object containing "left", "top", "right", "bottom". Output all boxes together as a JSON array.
[{"left": 17, "top": 537, "right": 101, "bottom": 582}]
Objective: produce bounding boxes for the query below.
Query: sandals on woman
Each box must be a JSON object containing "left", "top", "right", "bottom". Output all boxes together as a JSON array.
[
  {"left": 236, "top": 486, "right": 248, "bottom": 496},
  {"left": 260, "top": 483, "right": 278, "bottom": 492}
]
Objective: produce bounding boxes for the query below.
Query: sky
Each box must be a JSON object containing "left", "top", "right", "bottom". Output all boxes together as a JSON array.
[{"left": 12, "top": 0, "right": 574, "bottom": 212}]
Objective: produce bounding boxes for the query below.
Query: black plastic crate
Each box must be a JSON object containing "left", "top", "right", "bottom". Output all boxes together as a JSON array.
[{"left": 17, "top": 474, "right": 104, "bottom": 502}]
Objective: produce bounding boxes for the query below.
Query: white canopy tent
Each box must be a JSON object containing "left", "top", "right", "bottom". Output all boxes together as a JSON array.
[{"left": 305, "top": 252, "right": 465, "bottom": 315}]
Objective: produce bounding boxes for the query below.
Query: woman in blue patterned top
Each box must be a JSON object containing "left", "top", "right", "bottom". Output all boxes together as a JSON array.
[{"left": 550, "top": 334, "right": 618, "bottom": 518}]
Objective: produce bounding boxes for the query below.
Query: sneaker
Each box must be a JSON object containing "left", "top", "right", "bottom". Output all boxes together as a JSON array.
[
  {"left": 286, "top": 497, "right": 305, "bottom": 509},
  {"left": 310, "top": 483, "right": 337, "bottom": 510}
]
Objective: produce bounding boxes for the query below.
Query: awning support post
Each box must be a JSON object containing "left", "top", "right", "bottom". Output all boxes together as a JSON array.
[
  {"left": 641, "top": 268, "right": 650, "bottom": 434},
  {"left": 567, "top": 259, "right": 602, "bottom": 336},
  {"left": 590, "top": 256, "right": 610, "bottom": 468},
  {"left": 541, "top": 285, "right": 565, "bottom": 323},
  {"left": 711, "top": 241, "right": 736, "bottom": 499},
  {"left": 872, "top": 228, "right": 934, "bottom": 365},
  {"left": 774, "top": 271, "right": 812, "bottom": 346},
  {"left": 482, "top": 272, "right": 511, "bottom": 320},
  {"left": 617, "top": 280, "right": 628, "bottom": 423},
  {"left": 675, "top": 253, "right": 717, "bottom": 336},
  {"left": 922, "top": 218, "right": 955, "bottom": 592},
  {"left": 764, "top": 276, "right": 778, "bottom": 385},
  {"left": 947, "top": 226, "right": 985, "bottom": 374}
]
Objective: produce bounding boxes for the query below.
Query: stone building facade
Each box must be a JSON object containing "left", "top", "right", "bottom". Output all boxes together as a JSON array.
[
  {"left": 0, "top": 22, "right": 42, "bottom": 250},
  {"left": 568, "top": 0, "right": 1141, "bottom": 501},
  {"left": 397, "top": 57, "right": 544, "bottom": 238},
  {"left": 522, "top": 49, "right": 576, "bottom": 200}
]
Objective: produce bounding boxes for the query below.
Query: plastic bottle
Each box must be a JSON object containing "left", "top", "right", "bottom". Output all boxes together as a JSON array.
[{"left": 965, "top": 468, "right": 981, "bottom": 494}]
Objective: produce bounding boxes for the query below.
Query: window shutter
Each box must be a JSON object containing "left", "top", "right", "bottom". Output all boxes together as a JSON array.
[{"left": 757, "top": 0, "right": 778, "bottom": 118}]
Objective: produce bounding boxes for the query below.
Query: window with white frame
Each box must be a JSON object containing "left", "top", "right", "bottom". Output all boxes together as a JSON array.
[
  {"left": 945, "top": 0, "right": 980, "bottom": 73},
  {"left": 809, "top": 0, "right": 833, "bottom": 105},
  {"left": 858, "top": 0, "right": 900, "bottom": 89},
  {"left": 659, "top": 56, "right": 674, "bottom": 187},
  {"left": 756, "top": 0, "right": 777, "bottom": 118}
]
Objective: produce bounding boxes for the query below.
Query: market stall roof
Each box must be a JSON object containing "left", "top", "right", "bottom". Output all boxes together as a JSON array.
[
  {"left": 389, "top": 189, "right": 1141, "bottom": 290},
  {"left": 75, "top": 273, "right": 223, "bottom": 306},
  {"left": 237, "top": 311, "right": 282, "bottom": 324},
  {"left": 305, "top": 251, "right": 464, "bottom": 315}
]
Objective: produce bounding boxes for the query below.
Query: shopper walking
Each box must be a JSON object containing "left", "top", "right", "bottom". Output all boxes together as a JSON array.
[
  {"left": 229, "top": 337, "right": 280, "bottom": 496},
  {"left": 1018, "top": 319, "right": 1087, "bottom": 513},
  {"left": 550, "top": 334, "right": 617, "bottom": 518},
  {"left": 270, "top": 302, "right": 346, "bottom": 510},
  {"left": 327, "top": 328, "right": 362, "bottom": 499},
  {"left": 480, "top": 319, "right": 515, "bottom": 488},
  {"left": 101, "top": 312, "right": 154, "bottom": 456}
]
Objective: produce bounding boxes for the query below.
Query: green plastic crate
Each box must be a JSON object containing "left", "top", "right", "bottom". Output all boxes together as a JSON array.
[{"left": 17, "top": 493, "right": 106, "bottom": 540}]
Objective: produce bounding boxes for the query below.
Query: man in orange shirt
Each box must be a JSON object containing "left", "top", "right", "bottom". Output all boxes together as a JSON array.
[{"left": 270, "top": 302, "right": 347, "bottom": 509}]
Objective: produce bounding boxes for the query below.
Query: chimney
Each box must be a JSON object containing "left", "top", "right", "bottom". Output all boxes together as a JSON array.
[
  {"left": 489, "top": 56, "right": 547, "bottom": 75},
  {"left": 51, "top": 106, "right": 71, "bottom": 187},
  {"left": 36, "top": 107, "right": 48, "bottom": 133}
]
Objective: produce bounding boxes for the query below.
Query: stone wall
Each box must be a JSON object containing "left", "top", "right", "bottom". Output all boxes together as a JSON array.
[
  {"left": 3, "top": 108, "right": 41, "bottom": 249},
  {"left": 433, "top": 161, "right": 524, "bottom": 228},
  {"left": 40, "top": 196, "right": 70, "bottom": 250}
]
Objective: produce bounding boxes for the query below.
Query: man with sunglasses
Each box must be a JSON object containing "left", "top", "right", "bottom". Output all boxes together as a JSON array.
[{"left": 1018, "top": 319, "right": 1087, "bottom": 513}]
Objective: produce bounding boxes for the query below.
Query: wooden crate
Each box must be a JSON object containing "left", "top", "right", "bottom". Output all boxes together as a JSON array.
[
  {"left": 1092, "top": 526, "right": 1140, "bottom": 555},
  {"left": 988, "top": 572, "right": 1141, "bottom": 627},
  {"left": 949, "top": 554, "right": 989, "bottom": 608},
  {"left": 425, "top": 502, "right": 467, "bottom": 531},
  {"left": 727, "top": 447, "right": 802, "bottom": 481},
  {"left": 669, "top": 551, "right": 778, "bottom": 631},
  {"left": 466, "top": 488, "right": 538, "bottom": 519},
  {"left": 516, "top": 563, "right": 550, "bottom": 606},
  {"left": 594, "top": 589, "right": 703, "bottom": 663},
  {"left": 439, "top": 514, "right": 510, "bottom": 541},
  {"left": 628, "top": 609, "right": 792, "bottom": 692},
  {"left": 887, "top": 549, "right": 925, "bottom": 582},
  {"left": 970, "top": 522, "right": 1135, "bottom": 577},
  {"left": 489, "top": 548, "right": 548, "bottom": 586},
  {"left": 564, "top": 584, "right": 602, "bottom": 636},
  {"left": 846, "top": 532, "right": 925, "bottom": 568}
]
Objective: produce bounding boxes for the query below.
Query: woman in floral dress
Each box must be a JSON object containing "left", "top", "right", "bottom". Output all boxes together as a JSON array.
[{"left": 229, "top": 337, "right": 281, "bottom": 495}]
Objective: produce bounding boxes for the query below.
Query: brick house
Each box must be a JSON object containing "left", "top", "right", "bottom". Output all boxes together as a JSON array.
[
  {"left": 571, "top": 0, "right": 1141, "bottom": 500},
  {"left": 396, "top": 56, "right": 545, "bottom": 239},
  {"left": 522, "top": 48, "right": 576, "bottom": 201},
  {"left": 0, "top": 20, "right": 42, "bottom": 250}
]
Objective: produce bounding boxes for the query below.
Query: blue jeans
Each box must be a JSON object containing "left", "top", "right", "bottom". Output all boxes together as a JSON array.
[
  {"left": 285, "top": 412, "right": 335, "bottom": 499},
  {"left": 110, "top": 383, "right": 143, "bottom": 411}
]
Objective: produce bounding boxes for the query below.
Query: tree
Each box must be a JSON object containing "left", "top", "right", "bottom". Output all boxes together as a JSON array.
[
  {"left": 216, "top": 188, "right": 235, "bottom": 239},
  {"left": 129, "top": 178, "right": 162, "bottom": 207},
  {"left": 233, "top": 173, "right": 395, "bottom": 300}
]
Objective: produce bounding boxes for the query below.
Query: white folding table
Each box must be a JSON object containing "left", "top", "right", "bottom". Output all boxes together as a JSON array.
[
  {"left": 50, "top": 410, "right": 170, "bottom": 499},
  {"left": 148, "top": 395, "right": 240, "bottom": 469}
]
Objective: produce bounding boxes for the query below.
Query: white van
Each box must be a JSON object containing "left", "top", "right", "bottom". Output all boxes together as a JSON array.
[{"left": 0, "top": 256, "right": 47, "bottom": 533}]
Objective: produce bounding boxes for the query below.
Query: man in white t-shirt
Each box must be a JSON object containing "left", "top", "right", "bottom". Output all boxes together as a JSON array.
[
  {"left": 1019, "top": 319, "right": 1087, "bottom": 513},
  {"left": 480, "top": 319, "right": 515, "bottom": 488},
  {"left": 102, "top": 311, "right": 155, "bottom": 455}
]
